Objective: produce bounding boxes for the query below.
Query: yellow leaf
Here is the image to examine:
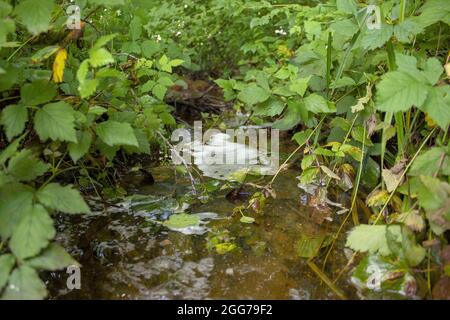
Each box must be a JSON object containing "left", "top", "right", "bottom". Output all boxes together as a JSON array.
[
  {"left": 425, "top": 113, "right": 436, "bottom": 128},
  {"left": 52, "top": 48, "right": 68, "bottom": 83}
]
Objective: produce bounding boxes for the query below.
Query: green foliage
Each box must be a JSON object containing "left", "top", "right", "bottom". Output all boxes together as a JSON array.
[{"left": 0, "top": 0, "right": 449, "bottom": 300}]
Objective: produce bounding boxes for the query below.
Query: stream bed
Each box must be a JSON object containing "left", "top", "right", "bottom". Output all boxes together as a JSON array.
[{"left": 47, "top": 161, "right": 359, "bottom": 300}]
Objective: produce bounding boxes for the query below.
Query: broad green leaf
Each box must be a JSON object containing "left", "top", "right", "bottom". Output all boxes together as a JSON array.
[
  {"left": 2, "top": 265, "right": 47, "bottom": 300},
  {"left": 88, "top": 48, "right": 114, "bottom": 67},
  {"left": 417, "top": 0, "right": 450, "bottom": 27},
  {"left": 0, "top": 183, "right": 34, "bottom": 239},
  {"left": 7, "top": 149, "right": 49, "bottom": 181},
  {"left": 304, "top": 93, "right": 335, "bottom": 113},
  {"left": 336, "top": 0, "right": 357, "bottom": 14},
  {"left": 34, "top": 101, "right": 77, "bottom": 142},
  {"left": 375, "top": 71, "right": 430, "bottom": 112},
  {"left": 0, "top": 104, "right": 28, "bottom": 141},
  {"left": 346, "top": 224, "right": 401, "bottom": 256},
  {"left": 31, "top": 45, "right": 59, "bottom": 63},
  {"left": 96, "top": 120, "right": 139, "bottom": 147},
  {"left": 253, "top": 98, "right": 285, "bottom": 117},
  {"left": 361, "top": 25, "right": 393, "bottom": 50},
  {"left": 14, "top": 0, "right": 54, "bottom": 35},
  {"left": 152, "top": 83, "right": 167, "bottom": 100},
  {"left": 394, "top": 20, "right": 423, "bottom": 43},
  {"left": 129, "top": 16, "right": 142, "bottom": 40},
  {"left": 292, "top": 129, "right": 313, "bottom": 146},
  {"left": 68, "top": 130, "right": 92, "bottom": 163},
  {"left": 416, "top": 175, "right": 449, "bottom": 210},
  {"left": 37, "top": 183, "right": 90, "bottom": 214},
  {"left": 10, "top": 204, "right": 55, "bottom": 260},
  {"left": 273, "top": 101, "right": 306, "bottom": 130},
  {"left": 76, "top": 60, "right": 90, "bottom": 83},
  {"left": 92, "top": 33, "right": 117, "bottom": 49},
  {"left": 237, "top": 84, "right": 270, "bottom": 105},
  {"left": 289, "top": 77, "right": 310, "bottom": 96},
  {"left": 26, "top": 243, "right": 79, "bottom": 271},
  {"left": 0, "top": 254, "right": 15, "bottom": 290},
  {"left": 401, "top": 227, "right": 426, "bottom": 267},
  {"left": 163, "top": 213, "right": 200, "bottom": 229},
  {"left": 141, "top": 40, "right": 160, "bottom": 58},
  {"left": 419, "top": 86, "right": 450, "bottom": 129},
  {"left": 410, "top": 147, "right": 448, "bottom": 176},
  {"left": 422, "top": 57, "right": 443, "bottom": 85},
  {"left": 78, "top": 79, "right": 99, "bottom": 98},
  {"left": 301, "top": 154, "right": 315, "bottom": 170},
  {"left": 20, "top": 80, "right": 56, "bottom": 106},
  {"left": 351, "top": 126, "right": 373, "bottom": 146}
]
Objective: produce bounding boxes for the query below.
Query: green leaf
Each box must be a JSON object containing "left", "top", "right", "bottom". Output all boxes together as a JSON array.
[
  {"left": 26, "top": 243, "right": 79, "bottom": 271},
  {"left": 68, "top": 130, "right": 92, "bottom": 163},
  {"left": 422, "top": 57, "right": 443, "bottom": 85},
  {"left": 37, "top": 183, "right": 90, "bottom": 214},
  {"left": 346, "top": 224, "right": 401, "bottom": 256},
  {"left": 292, "top": 129, "right": 313, "bottom": 146},
  {"left": 409, "top": 147, "right": 448, "bottom": 176},
  {"left": 76, "top": 60, "right": 90, "bottom": 83},
  {"left": 237, "top": 84, "right": 270, "bottom": 105},
  {"left": 14, "top": 0, "right": 54, "bottom": 35},
  {"left": 0, "top": 104, "right": 28, "bottom": 141},
  {"left": 0, "top": 254, "right": 15, "bottom": 290},
  {"left": 304, "top": 93, "right": 335, "bottom": 113},
  {"left": 78, "top": 79, "right": 99, "bottom": 99},
  {"left": 1, "top": 265, "right": 47, "bottom": 300},
  {"left": 34, "top": 101, "right": 77, "bottom": 142},
  {"left": 96, "top": 120, "right": 139, "bottom": 147},
  {"left": 152, "top": 83, "right": 167, "bottom": 100},
  {"left": 163, "top": 213, "right": 200, "bottom": 229},
  {"left": 289, "top": 77, "right": 310, "bottom": 96},
  {"left": 419, "top": 86, "right": 450, "bottom": 129},
  {"left": 351, "top": 126, "right": 373, "bottom": 146},
  {"left": 10, "top": 204, "right": 55, "bottom": 260},
  {"left": 253, "top": 98, "right": 285, "bottom": 117},
  {"left": 88, "top": 48, "right": 114, "bottom": 68},
  {"left": 361, "top": 25, "right": 393, "bottom": 50},
  {"left": 7, "top": 149, "right": 49, "bottom": 181},
  {"left": 336, "top": 0, "right": 357, "bottom": 14},
  {"left": 92, "top": 33, "right": 117, "bottom": 49},
  {"left": 375, "top": 71, "right": 430, "bottom": 112},
  {"left": 31, "top": 45, "right": 59, "bottom": 63},
  {"left": 416, "top": 175, "right": 448, "bottom": 210},
  {"left": 0, "top": 183, "right": 34, "bottom": 239},
  {"left": 240, "top": 216, "right": 255, "bottom": 224},
  {"left": 20, "top": 80, "right": 56, "bottom": 106}
]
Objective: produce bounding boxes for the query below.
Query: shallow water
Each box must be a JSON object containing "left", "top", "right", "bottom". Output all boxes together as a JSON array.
[{"left": 47, "top": 162, "right": 357, "bottom": 300}]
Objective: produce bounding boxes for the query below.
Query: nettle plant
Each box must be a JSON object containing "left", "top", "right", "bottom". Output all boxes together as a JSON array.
[
  {"left": 0, "top": 0, "right": 183, "bottom": 298},
  {"left": 219, "top": 0, "right": 449, "bottom": 296}
]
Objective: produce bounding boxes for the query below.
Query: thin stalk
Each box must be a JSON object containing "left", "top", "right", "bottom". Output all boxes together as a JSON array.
[
  {"left": 322, "top": 126, "right": 366, "bottom": 268},
  {"left": 374, "top": 128, "right": 437, "bottom": 223},
  {"left": 326, "top": 32, "right": 332, "bottom": 98},
  {"left": 268, "top": 116, "right": 325, "bottom": 186},
  {"left": 307, "top": 260, "right": 347, "bottom": 300}
]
